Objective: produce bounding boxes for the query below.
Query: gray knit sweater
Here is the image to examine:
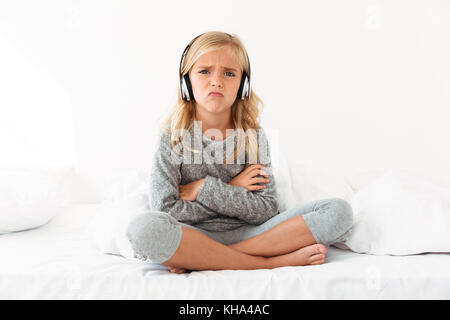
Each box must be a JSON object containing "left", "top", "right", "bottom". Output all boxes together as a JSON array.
[{"left": 150, "top": 121, "right": 280, "bottom": 232}]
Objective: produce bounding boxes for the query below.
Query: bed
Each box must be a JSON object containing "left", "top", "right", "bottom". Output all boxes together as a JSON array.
[{"left": 1, "top": 203, "right": 449, "bottom": 300}]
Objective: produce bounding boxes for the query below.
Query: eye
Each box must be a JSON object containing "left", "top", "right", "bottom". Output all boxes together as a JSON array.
[{"left": 198, "top": 70, "right": 235, "bottom": 77}]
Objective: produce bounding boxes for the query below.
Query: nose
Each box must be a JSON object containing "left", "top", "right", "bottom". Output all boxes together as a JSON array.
[{"left": 210, "top": 72, "right": 223, "bottom": 88}]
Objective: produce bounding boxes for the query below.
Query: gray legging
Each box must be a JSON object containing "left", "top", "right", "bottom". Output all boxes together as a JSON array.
[{"left": 126, "top": 197, "right": 354, "bottom": 265}]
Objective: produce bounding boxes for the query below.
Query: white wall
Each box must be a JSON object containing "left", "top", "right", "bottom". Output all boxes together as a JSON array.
[{"left": 1, "top": 0, "right": 449, "bottom": 203}]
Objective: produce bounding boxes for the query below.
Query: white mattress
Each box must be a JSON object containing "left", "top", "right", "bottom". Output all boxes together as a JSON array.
[{"left": 1, "top": 203, "right": 449, "bottom": 299}]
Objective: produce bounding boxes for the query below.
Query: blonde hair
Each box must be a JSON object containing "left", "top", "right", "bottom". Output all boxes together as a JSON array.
[{"left": 160, "top": 31, "right": 264, "bottom": 165}]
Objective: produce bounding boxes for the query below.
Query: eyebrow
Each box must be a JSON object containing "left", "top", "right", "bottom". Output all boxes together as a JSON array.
[{"left": 196, "top": 65, "right": 239, "bottom": 72}]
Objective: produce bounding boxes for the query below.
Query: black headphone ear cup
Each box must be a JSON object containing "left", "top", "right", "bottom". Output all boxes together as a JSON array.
[
  {"left": 243, "top": 75, "right": 250, "bottom": 99},
  {"left": 237, "top": 72, "right": 246, "bottom": 100},
  {"left": 180, "top": 76, "right": 187, "bottom": 100},
  {"left": 184, "top": 74, "right": 195, "bottom": 102},
  {"left": 237, "top": 71, "right": 250, "bottom": 100}
]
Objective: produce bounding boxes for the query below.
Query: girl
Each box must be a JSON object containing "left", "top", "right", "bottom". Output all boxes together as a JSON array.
[{"left": 126, "top": 31, "right": 353, "bottom": 273}]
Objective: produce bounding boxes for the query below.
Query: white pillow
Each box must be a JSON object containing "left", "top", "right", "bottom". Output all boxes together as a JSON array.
[
  {"left": 286, "top": 160, "right": 355, "bottom": 207},
  {"left": 344, "top": 169, "right": 385, "bottom": 193},
  {"left": 87, "top": 193, "right": 149, "bottom": 258},
  {"left": 343, "top": 169, "right": 450, "bottom": 255},
  {"left": 87, "top": 169, "right": 151, "bottom": 257},
  {"left": 0, "top": 167, "right": 70, "bottom": 234},
  {"left": 273, "top": 158, "right": 354, "bottom": 211},
  {"left": 103, "top": 169, "right": 151, "bottom": 202},
  {"left": 271, "top": 156, "right": 296, "bottom": 212}
]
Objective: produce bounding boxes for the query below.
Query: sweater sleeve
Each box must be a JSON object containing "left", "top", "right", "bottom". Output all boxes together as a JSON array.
[
  {"left": 195, "top": 127, "right": 280, "bottom": 225},
  {"left": 150, "top": 131, "right": 217, "bottom": 225}
]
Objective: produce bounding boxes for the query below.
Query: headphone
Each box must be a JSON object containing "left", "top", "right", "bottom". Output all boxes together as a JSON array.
[{"left": 179, "top": 32, "right": 251, "bottom": 102}]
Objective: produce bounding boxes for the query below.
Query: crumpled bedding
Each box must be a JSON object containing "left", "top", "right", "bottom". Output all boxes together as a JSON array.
[{"left": 1, "top": 204, "right": 450, "bottom": 299}]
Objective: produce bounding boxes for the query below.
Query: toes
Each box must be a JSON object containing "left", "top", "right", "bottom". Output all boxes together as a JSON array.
[
  {"left": 315, "top": 244, "right": 327, "bottom": 254},
  {"left": 309, "top": 253, "right": 325, "bottom": 264},
  {"left": 310, "top": 258, "right": 325, "bottom": 265},
  {"left": 168, "top": 266, "right": 187, "bottom": 274},
  {"left": 309, "top": 253, "right": 326, "bottom": 265},
  {"left": 168, "top": 266, "right": 184, "bottom": 274}
]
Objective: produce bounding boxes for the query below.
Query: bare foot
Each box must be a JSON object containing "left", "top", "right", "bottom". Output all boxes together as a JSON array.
[
  {"left": 269, "top": 243, "right": 327, "bottom": 268},
  {"left": 167, "top": 266, "right": 189, "bottom": 274}
]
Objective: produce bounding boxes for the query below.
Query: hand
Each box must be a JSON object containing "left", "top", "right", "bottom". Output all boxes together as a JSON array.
[
  {"left": 229, "top": 164, "right": 270, "bottom": 191},
  {"left": 178, "top": 178, "right": 205, "bottom": 201}
]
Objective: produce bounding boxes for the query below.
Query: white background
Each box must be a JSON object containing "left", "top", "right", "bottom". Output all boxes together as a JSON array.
[{"left": 1, "top": 0, "right": 449, "bottom": 203}]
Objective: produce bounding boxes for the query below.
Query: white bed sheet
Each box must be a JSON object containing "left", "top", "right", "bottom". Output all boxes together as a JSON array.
[{"left": 0, "top": 204, "right": 449, "bottom": 299}]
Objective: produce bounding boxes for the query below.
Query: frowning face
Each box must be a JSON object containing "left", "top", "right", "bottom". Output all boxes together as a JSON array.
[{"left": 189, "top": 47, "right": 242, "bottom": 115}]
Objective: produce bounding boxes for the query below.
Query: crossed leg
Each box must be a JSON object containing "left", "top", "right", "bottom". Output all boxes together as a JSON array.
[
  {"left": 167, "top": 198, "right": 353, "bottom": 273},
  {"left": 228, "top": 215, "right": 316, "bottom": 256},
  {"left": 167, "top": 214, "right": 322, "bottom": 273},
  {"left": 165, "top": 226, "right": 326, "bottom": 274}
]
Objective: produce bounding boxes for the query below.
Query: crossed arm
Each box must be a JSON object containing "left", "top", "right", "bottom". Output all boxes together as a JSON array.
[
  {"left": 150, "top": 130, "right": 279, "bottom": 225},
  {"left": 179, "top": 165, "right": 278, "bottom": 224}
]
